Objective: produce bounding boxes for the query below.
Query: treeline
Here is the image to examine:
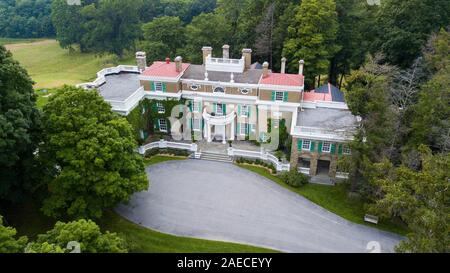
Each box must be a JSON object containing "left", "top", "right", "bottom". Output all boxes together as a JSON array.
[{"left": 0, "top": 0, "right": 54, "bottom": 38}]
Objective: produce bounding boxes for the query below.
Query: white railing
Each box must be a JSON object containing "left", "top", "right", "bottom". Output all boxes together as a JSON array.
[
  {"left": 336, "top": 172, "right": 349, "bottom": 179},
  {"left": 105, "top": 87, "right": 145, "bottom": 114},
  {"left": 77, "top": 65, "right": 139, "bottom": 89},
  {"left": 298, "top": 167, "right": 310, "bottom": 175},
  {"left": 138, "top": 140, "right": 198, "bottom": 155},
  {"left": 202, "top": 109, "right": 236, "bottom": 125},
  {"left": 205, "top": 55, "right": 245, "bottom": 73},
  {"left": 292, "top": 126, "right": 355, "bottom": 141},
  {"left": 228, "top": 147, "right": 290, "bottom": 172}
]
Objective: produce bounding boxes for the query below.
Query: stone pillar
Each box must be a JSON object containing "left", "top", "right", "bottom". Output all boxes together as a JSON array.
[
  {"left": 222, "top": 45, "right": 230, "bottom": 59},
  {"left": 222, "top": 125, "right": 226, "bottom": 144},
  {"left": 136, "top": 51, "right": 147, "bottom": 73},
  {"left": 202, "top": 46, "right": 213, "bottom": 65},
  {"left": 262, "top": 62, "right": 269, "bottom": 78},
  {"left": 299, "top": 60, "right": 305, "bottom": 75},
  {"left": 230, "top": 119, "right": 235, "bottom": 141},
  {"left": 329, "top": 155, "right": 338, "bottom": 178},
  {"left": 207, "top": 124, "right": 212, "bottom": 142},
  {"left": 242, "top": 48, "right": 252, "bottom": 70},
  {"left": 290, "top": 137, "right": 299, "bottom": 171},
  {"left": 309, "top": 153, "right": 318, "bottom": 176},
  {"left": 281, "top": 57, "right": 287, "bottom": 74}
]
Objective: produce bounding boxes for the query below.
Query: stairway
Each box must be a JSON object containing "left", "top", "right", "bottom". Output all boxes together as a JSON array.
[{"left": 199, "top": 152, "right": 233, "bottom": 163}]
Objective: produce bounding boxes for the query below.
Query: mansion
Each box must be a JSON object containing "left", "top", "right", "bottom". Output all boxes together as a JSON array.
[{"left": 80, "top": 45, "right": 359, "bottom": 178}]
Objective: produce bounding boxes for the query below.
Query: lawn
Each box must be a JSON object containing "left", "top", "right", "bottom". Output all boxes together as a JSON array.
[
  {"left": 238, "top": 164, "right": 408, "bottom": 235},
  {"left": 3, "top": 39, "right": 134, "bottom": 89},
  {"left": 144, "top": 155, "right": 188, "bottom": 166}
]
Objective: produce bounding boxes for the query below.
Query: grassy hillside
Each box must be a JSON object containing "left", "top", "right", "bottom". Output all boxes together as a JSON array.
[{"left": 3, "top": 39, "right": 133, "bottom": 89}]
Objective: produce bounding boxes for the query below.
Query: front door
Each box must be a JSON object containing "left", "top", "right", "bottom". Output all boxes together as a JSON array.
[{"left": 213, "top": 125, "right": 226, "bottom": 141}]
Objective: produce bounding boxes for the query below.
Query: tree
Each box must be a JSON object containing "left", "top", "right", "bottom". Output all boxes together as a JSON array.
[
  {"left": 253, "top": 3, "right": 275, "bottom": 66},
  {"left": 25, "top": 219, "right": 127, "bottom": 253},
  {"left": 283, "top": 0, "right": 340, "bottom": 88},
  {"left": 369, "top": 146, "right": 449, "bottom": 253},
  {"left": 139, "top": 16, "right": 185, "bottom": 62},
  {"left": 0, "top": 46, "right": 41, "bottom": 202},
  {"left": 81, "top": 0, "right": 144, "bottom": 57},
  {"left": 0, "top": 215, "right": 27, "bottom": 253},
  {"left": 182, "top": 13, "right": 232, "bottom": 63},
  {"left": 39, "top": 86, "right": 148, "bottom": 219}
]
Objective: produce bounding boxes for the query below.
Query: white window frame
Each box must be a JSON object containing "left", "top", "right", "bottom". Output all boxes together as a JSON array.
[
  {"left": 240, "top": 88, "right": 250, "bottom": 95},
  {"left": 216, "top": 104, "right": 224, "bottom": 116},
  {"left": 156, "top": 102, "right": 165, "bottom": 114},
  {"left": 158, "top": 118, "right": 167, "bottom": 132},
  {"left": 155, "top": 82, "right": 163, "bottom": 92},
  {"left": 192, "top": 101, "right": 201, "bottom": 113},
  {"left": 240, "top": 123, "right": 247, "bottom": 136},
  {"left": 275, "top": 91, "right": 284, "bottom": 102},
  {"left": 343, "top": 145, "right": 351, "bottom": 155},
  {"left": 322, "top": 141, "right": 331, "bottom": 153},
  {"left": 213, "top": 86, "right": 225, "bottom": 93},
  {"left": 190, "top": 84, "right": 200, "bottom": 91},
  {"left": 192, "top": 118, "right": 201, "bottom": 131},
  {"left": 302, "top": 139, "right": 311, "bottom": 151},
  {"left": 241, "top": 105, "right": 249, "bottom": 117}
]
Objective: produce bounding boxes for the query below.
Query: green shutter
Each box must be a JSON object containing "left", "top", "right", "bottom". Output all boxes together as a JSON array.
[
  {"left": 154, "top": 118, "right": 160, "bottom": 130},
  {"left": 271, "top": 91, "right": 276, "bottom": 101},
  {"left": 310, "top": 141, "right": 315, "bottom": 152},
  {"left": 318, "top": 141, "right": 323, "bottom": 154},
  {"left": 338, "top": 144, "right": 343, "bottom": 156},
  {"left": 188, "top": 100, "right": 192, "bottom": 111},
  {"left": 245, "top": 123, "right": 250, "bottom": 135},
  {"left": 283, "top": 92, "right": 288, "bottom": 102},
  {"left": 331, "top": 143, "right": 336, "bottom": 154},
  {"left": 237, "top": 105, "right": 241, "bottom": 116},
  {"left": 162, "top": 83, "right": 167, "bottom": 92},
  {"left": 297, "top": 139, "right": 303, "bottom": 151},
  {"left": 248, "top": 106, "right": 251, "bottom": 118},
  {"left": 150, "top": 81, "right": 155, "bottom": 91},
  {"left": 223, "top": 104, "right": 227, "bottom": 114}
]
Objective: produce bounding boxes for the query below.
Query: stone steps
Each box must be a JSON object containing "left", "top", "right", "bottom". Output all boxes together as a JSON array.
[{"left": 199, "top": 152, "right": 233, "bottom": 163}]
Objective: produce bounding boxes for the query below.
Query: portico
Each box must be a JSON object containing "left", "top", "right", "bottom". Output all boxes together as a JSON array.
[{"left": 202, "top": 108, "right": 236, "bottom": 143}]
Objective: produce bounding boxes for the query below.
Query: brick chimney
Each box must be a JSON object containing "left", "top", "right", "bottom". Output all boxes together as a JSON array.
[
  {"left": 222, "top": 45, "right": 230, "bottom": 59},
  {"left": 242, "top": 48, "right": 252, "bottom": 70},
  {"left": 136, "top": 51, "right": 147, "bottom": 73},
  {"left": 262, "top": 61, "right": 269, "bottom": 78},
  {"left": 281, "top": 57, "right": 287, "bottom": 74},
  {"left": 175, "top": 56, "right": 183, "bottom": 72},
  {"left": 165, "top": 57, "right": 170, "bottom": 64},
  {"left": 202, "top": 46, "right": 212, "bottom": 65},
  {"left": 299, "top": 60, "right": 305, "bottom": 75}
]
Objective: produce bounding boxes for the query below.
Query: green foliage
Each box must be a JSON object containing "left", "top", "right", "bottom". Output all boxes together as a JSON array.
[
  {"left": 0, "top": 0, "right": 54, "bottom": 38},
  {"left": 279, "top": 169, "right": 309, "bottom": 188},
  {"left": 39, "top": 86, "right": 148, "bottom": 219},
  {"left": 369, "top": 146, "right": 449, "bottom": 253},
  {"left": 283, "top": 0, "right": 340, "bottom": 88},
  {"left": 0, "top": 215, "right": 28, "bottom": 253},
  {"left": 0, "top": 45, "right": 41, "bottom": 202},
  {"left": 235, "top": 157, "right": 277, "bottom": 174},
  {"left": 145, "top": 148, "right": 189, "bottom": 158},
  {"left": 25, "top": 219, "right": 127, "bottom": 253}
]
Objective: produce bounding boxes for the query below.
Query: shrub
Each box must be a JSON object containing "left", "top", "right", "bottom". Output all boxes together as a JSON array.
[{"left": 279, "top": 170, "right": 309, "bottom": 188}]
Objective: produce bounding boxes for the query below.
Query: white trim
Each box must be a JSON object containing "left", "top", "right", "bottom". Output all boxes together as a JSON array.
[
  {"left": 343, "top": 144, "right": 351, "bottom": 155},
  {"left": 156, "top": 102, "right": 165, "bottom": 113},
  {"left": 322, "top": 141, "right": 332, "bottom": 153},
  {"left": 259, "top": 83, "right": 303, "bottom": 92},
  {"left": 274, "top": 91, "right": 284, "bottom": 102},
  {"left": 158, "top": 118, "right": 168, "bottom": 132},
  {"left": 192, "top": 118, "right": 201, "bottom": 131},
  {"left": 144, "top": 91, "right": 182, "bottom": 100},
  {"left": 181, "top": 79, "right": 260, "bottom": 89},
  {"left": 182, "top": 90, "right": 258, "bottom": 103},
  {"left": 302, "top": 139, "right": 311, "bottom": 151},
  {"left": 138, "top": 75, "right": 183, "bottom": 83}
]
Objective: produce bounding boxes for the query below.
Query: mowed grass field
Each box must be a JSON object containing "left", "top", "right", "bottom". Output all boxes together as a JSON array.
[{"left": 3, "top": 39, "right": 133, "bottom": 89}]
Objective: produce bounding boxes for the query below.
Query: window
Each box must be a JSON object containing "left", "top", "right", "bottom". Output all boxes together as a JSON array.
[
  {"left": 240, "top": 123, "right": 247, "bottom": 135},
  {"left": 322, "top": 141, "right": 331, "bottom": 153},
  {"left": 302, "top": 140, "right": 311, "bottom": 151},
  {"left": 241, "top": 105, "right": 249, "bottom": 117},
  {"left": 190, "top": 84, "right": 200, "bottom": 91},
  {"left": 155, "top": 82, "right": 163, "bottom": 91},
  {"left": 275, "top": 91, "right": 284, "bottom": 102},
  {"left": 214, "top": 86, "right": 225, "bottom": 93},
  {"left": 158, "top": 119, "right": 167, "bottom": 132},
  {"left": 192, "top": 101, "right": 201, "bottom": 113},
  {"left": 192, "top": 119, "right": 201, "bottom": 131},
  {"left": 156, "top": 102, "right": 165, "bottom": 114},
  {"left": 216, "top": 104, "right": 224, "bottom": 116},
  {"left": 343, "top": 145, "right": 351, "bottom": 155},
  {"left": 240, "top": 88, "right": 250, "bottom": 95}
]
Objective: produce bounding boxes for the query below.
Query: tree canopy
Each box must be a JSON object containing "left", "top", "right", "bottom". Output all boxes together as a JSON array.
[
  {"left": 0, "top": 215, "right": 27, "bottom": 253},
  {"left": 39, "top": 86, "right": 148, "bottom": 219}
]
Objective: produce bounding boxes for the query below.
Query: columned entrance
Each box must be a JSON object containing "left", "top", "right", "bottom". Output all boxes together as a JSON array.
[{"left": 203, "top": 108, "right": 236, "bottom": 144}]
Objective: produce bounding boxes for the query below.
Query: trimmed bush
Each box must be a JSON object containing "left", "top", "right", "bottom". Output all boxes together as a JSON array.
[{"left": 279, "top": 170, "right": 309, "bottom": 188}]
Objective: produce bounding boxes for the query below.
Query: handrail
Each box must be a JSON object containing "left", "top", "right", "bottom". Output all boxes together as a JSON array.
[
  {"left": 138, "top": 140, "right": 198, "bottom": 155},
  {"left": 228, "top": 147, "right": 290, "bottom": 172}
]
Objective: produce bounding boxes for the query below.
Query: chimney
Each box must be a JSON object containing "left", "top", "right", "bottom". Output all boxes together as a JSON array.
[
  {"left": 175, "top": 56, "right": 182, "bottom": 72},
  {"left": 299, "top": 60, "right": 305, "bottom": 75},
  {"left": 281, "top": 57, "right": 287, "bottom": 74},
  {"left": 136, "top": 51, "right": 147, "bottom": 73},
  {"left": 202, "top": 46, "right": 212, "bottom": 65},
  {"left": 165, "top": 57, "right": 170, "bottom": 64},
  {"left": 242, "top": 48, "right": 252, "bottom": 70},
  {"left": 222, "top": 45, "right": 230, "bottom": 59},
  {"left": 262, "top": 61, "right": 269, "bottom": 78}
]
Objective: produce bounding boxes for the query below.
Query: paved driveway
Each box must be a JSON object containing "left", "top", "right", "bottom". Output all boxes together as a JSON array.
[{"left": 116, "top": 160, "right": 403, "bottom": 253}]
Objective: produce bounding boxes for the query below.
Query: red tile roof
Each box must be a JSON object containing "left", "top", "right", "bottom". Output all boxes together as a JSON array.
[
  {"left": 303, "top": 87, "right": 333, "bottom": 102},
  {"left": 259, "top": 72, "right": 304, "bottom": 87},
  {"left": 142, "top": 61, "right": 190, "bottom": 78}
]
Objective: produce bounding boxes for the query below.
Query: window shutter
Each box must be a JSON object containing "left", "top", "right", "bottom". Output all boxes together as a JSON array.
[
  {"left": 331, "top": 143, "right": 336, "bottom": 154},
  {"left": 150, "top": 81, "right": 155, "bottom": 91},
  {"left": 338, "top": 144, "right": 343, "bottom": 156},
  {"left": 237, "top": 105, "right": 241, "bottom": 116},
  {"left": 310, "top": 141, "right": 316, "bottom": 152},
  {"left": 188, "top": 100, "right": 192, "bottom": 111},
  {"left": 248, "top": 106, "right": 251, "bottom": 118},
  {"left": 271, "top": 91, "right": 276, "bottom": 101},
  {"left": 223, "top": 104, "right": 227, "bottom": 114},
  {"left": 246, "top": 123, "right": 250, "bottom": 135},
  {"left": 154, "top": 118, "right": 160, "bottom": 130},
  {"left": 162, "top": 83, "right": 167, "bottom": 92},
  {"left": 297, "top": 139, "right": 303, "bottom": 151},
  {"left": 318, "top": 141, "right": 323, "bottom": 154},
  {"left": 283, "top": 92, "right": 288, "bottom": 102}
]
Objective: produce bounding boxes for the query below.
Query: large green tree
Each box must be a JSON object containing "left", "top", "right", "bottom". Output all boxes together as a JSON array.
[
  {"left": 39, "top": 86, "right": 148, "bottom": 219},
  {"left": 25, "top": 219, "right": 127, "bottom": 253},
  {"left": 0, "top": 215, "right": 27, "bottom": 253},
  {"left": 0, "top": 46, "right": 41, "bottom": 202},
  {"left": 283, "top": 0, "right": 340, "bottom": 88},
  {"left": 370, "top": 146, "right": 449, "bottom": 253}
]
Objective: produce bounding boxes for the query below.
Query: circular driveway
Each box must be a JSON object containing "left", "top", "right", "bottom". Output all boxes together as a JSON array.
[{"left": 116, "top": 160, "right": 402, "bottom": 253}]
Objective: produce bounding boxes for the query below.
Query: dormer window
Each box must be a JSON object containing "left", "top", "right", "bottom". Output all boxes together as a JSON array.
[
  {"left": 190, "top": 84, "right": 201, "bottom": 91},
  {"left": 240, "top": 88, "right": 250, "bottom": 95},
  {"left": 213, "top": 86, "right": 225, "bottom": 93}
]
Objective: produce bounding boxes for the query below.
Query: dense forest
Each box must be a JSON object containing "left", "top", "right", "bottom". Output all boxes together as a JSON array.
[{"left": 0, "top": 0, "right": 449, "bottom": 253}]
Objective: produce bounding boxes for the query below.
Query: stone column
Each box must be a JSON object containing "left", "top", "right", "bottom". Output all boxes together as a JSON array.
[
  {"left": 222, "top": 125, "right": 226, "bottom": 144},
  {"left": 290, "top": 137, "right": 299, "bottom": 171},
  {"left": 329, "top": 155, "right": 338, "bottom": 178},
  {"left": 207, "top": 124, "right": 212, "bottom": 142},
  {"left": 309, "top": 153, "right": 318, "bottom": 176},
  {"left": 230, "top": 119, "right": 235, "bottom": 141}
]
